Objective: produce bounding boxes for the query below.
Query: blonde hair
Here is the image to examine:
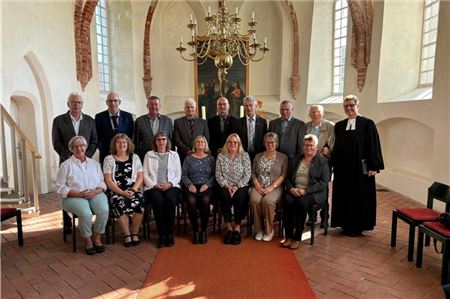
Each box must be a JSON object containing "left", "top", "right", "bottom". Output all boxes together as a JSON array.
[
  {"left": 221, "top": 133, "right": 245, "bottom": 155},
  {"left": 344, "top": 94, "right": 359, "bottom": 105},
  {"left": 109, "top": 133, "right": 135, "bottom": 155},
  {"left": 192, "top": 135, "right": 210, "bottom": 154}
]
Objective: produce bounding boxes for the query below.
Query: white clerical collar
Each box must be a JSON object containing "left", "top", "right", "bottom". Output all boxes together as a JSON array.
[{"left": 346, "top": 118, "right": 356, "bottom": 130}]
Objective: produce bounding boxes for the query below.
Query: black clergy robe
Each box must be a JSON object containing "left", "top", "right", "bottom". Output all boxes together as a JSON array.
[{"left": 330, "top": 115, "right": 384, "bottom": 234}]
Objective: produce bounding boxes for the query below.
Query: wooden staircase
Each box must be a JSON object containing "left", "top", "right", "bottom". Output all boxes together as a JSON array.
[{"left": 1, "top": 104, "right": 41, "bottom": 217}]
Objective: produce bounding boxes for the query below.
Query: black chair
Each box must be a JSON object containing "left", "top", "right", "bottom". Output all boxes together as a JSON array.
[
  {"left": 391, "top": 182, "right": 450, "bottom": 261},
  {"left": 308, "top": 200, "right": 329, "bottom": 245},
  {"left": 1, "top": 208, "right": 24, "bottom": 246},
  {"left": 63, "top": 211, "right": 78, "bottom": 252}
]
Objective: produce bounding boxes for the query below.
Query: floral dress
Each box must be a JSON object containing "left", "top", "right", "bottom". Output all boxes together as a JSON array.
[{"left": 107, "top": 156, "right": 145, "bottom": 218}]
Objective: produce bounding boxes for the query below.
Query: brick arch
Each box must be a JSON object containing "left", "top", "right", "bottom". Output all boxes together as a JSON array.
[{"left": 74, "top": 0, "right": 99, "bottom": 91}]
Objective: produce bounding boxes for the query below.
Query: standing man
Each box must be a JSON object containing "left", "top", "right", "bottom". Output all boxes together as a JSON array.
[
  {"left": 134, "top": 96, "right": 173, "bottom": 161},
  {"left": 268, "top": 100, "right": 305, "bottom": 162},
  {"left": 207, "top": 96, "right": 237, "bottom": 158},
  {"left": 52, "top": 91, "right": 98, "bottom": 233},
  {"left": 95, "top": 91, "right": 134, "bottom": 164},
  {"left": 236, "top": 96, "right": 267, "bottom": 163},
  {"left": 174, "top": 98, "right": 209, "bottom": 162}
]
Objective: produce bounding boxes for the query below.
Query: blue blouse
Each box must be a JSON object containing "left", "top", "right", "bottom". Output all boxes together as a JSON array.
[{"left": 181, "top": 155, "right": 215, "bottom": 188}]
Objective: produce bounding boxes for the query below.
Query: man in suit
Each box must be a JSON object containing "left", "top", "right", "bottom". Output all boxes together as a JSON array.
[
  {"left": 207, "top": 96, "right": 237, "bottom": 158},
  {"left": 268, "top": 100, "right": 306, "bottom": 162},
  {"left": 236, "top": 95, "right": 267, "bottom": 163},
  {"left": 134, "top": 96, "right": 173, "bottom": 161},
  {"left": 95, "top": 91, "right": 134, "bottom": 164},
  {"left": 174, "top": 98, "right": 210, "bottom": 162},
  {"left": 52, "top": 91, "right": 98, "bottom": 233}
]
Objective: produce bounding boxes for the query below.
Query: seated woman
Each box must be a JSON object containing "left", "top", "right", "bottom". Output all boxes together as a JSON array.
[
  {"left": 143, "top": 132, "right": 181, "bottom": 248},
  {"left": 103, "top": 133, "right": 145, "bottom": 247},
  {"left": 282, "top": 134, "right": 330, "bottom": 250},
  {"left": 181, "top": 135, "right": 215, "bottom": 245},
  {"left": 250, "top": 132, "right": 287, "bottom": 242},
  {"left": 215, "top": 133, "right": 251, "bottom": 245},
  {"left": 56, "top": 136, "right": 109, "bottom": 255}
]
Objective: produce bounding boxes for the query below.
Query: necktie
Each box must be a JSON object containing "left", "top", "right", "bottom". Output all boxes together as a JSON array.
[
  {"left": 281, "top": 120, "right": 288, "bottom": 134},
  {"left": 189, "top": 119, "right": 195, "bottom": 136},
  {"left": 248, "top": 118, "right": 255, "bottom": 152},
  {"left": 220, "top": 117, "right": 225, "bottom": 133},
  {"left": 111, "top": 115, "right": 119, "bottom": 131}
]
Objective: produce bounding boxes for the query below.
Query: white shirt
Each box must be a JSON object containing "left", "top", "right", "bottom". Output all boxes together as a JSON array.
[
  {"left": 103, "top": 154, "right": 143, "bottom": 184},
  {"left": 346, "top": 118, "right": 356, "bottom": 131},
  {"left": 56, "top": 155, "right": 106, "bottom": 198},
  {"left": 142, "top": 150, "right": 181, "bottom": 190},
  {"left": 70, "top": 113, "right": 84, "bottom": 135},
  {"left": 108, "top": 110, "right": 121, "bottom": 129}
]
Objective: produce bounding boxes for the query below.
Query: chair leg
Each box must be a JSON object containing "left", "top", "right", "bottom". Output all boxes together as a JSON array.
[
  {"left": 416, "top": 229, "right": 424, "bottom": 268},
  {"left": 442, "top": 240, "right": 450, "bottom": 285},
  {"left": 407, "top": 224, "right": 415, "bottom": 261},
  {"left": 16, "top": 211, "right": 23, "bottom": 246},
  {"left": 391, "top": 211, "right": 397, "bottom": 247},
  {"left": 310, "top": 209, "right": 316, "bottom": 245},
  {"left": 323, "top": 203, "right": 328, "bottom": 236},
  {"left": 72, "top": 216, "right": 77, "bottom": 253}
]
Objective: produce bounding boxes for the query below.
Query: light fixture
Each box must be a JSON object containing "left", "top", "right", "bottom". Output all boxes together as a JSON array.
[{"left": 176, "top": 1, "right": 269, "bottom": 96}]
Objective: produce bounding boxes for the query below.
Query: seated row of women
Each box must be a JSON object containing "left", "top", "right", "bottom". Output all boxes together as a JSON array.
[{"left": 56, "top": 130, "right": 329, "bottom": 254}]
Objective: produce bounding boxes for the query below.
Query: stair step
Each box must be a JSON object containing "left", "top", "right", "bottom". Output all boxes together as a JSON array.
[
  {"left": 0, "top": 187, "right": 14, "bottom": 195},
  {"left": 0, "top": 196, "right": 26, "bottom": 205},
  {"left": 20, "top": 207, "right": 40, "bottom": 218}
]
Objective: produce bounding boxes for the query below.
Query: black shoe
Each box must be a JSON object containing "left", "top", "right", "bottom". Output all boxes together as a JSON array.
[
  {"left": 85, "top": 247, "right": 97, "bottom": 255},
  {"left": 192, "top": 232, "right": 200, "bottom": 245},
  {"left": 231, "top": 231, "right": 241, "bottom": 245},
  {"left": 124, "top": 235, "right": 132, "bottom": 247},
  {"left": 199, "top": 231, "right": 207, "bottom": 244},
  {"left": 224, "top": 230, "right": 233, "bottom": 244},
  {"left": 157, "top": 236, "right": 166, "bottom": 248},
  {"left": 131, "top": 234, "right": 140, "bottom": 246},
  {"left": 165, "top": 234, "right": 174, "bottom": 247},
  {"left": 94, "top": 244, "right": 106, "bottom": 253}
]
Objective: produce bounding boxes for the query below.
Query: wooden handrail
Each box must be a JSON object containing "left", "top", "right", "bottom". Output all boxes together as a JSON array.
[{"left": 1, "top": 104, "right": 41, "bottom": 159}]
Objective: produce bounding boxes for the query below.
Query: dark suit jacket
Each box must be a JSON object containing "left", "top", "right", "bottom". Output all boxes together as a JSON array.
[
  {"left": 236, "top": 115, "right": 268, "bottom": 155},
  {"left": 174, "top": 116, "right": 210, "bottom": 161},
  {"left": 268, "top": 117, "right": 306, "bottom": 161},
  {"left": 95, "top": 109, "right": 134, "bottom": 163},
  {"left": 207, "top": 115, "right": 237, "bottom": 157},
  {"left": 134, "top": 114, "right": 173, "bottom": 161},
  {"left": 285, "top": 153, "right": 330, "bottom": 205},
  {"left": 52, "top": 111, "right": 98, "bottom": 164}
]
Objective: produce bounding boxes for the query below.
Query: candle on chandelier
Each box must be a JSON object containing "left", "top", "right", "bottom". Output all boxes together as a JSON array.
[
  {"left": 252, "top": 11, "right": 255, "bottom": 21},
  {"left": 240, "top": 106, "right": 244, "bottom": 118},
  {"left": 190, "top": 14, "right": 193, "bottom": 23},
  {"left": 264, "top": 37, "right": 267, "bottom": 46},
  {"left": 201, "top": 106, "right": 206, "bottom": 120},
  {"left": 235, "top": 7, "right": 239, "bottom": 15},
  {"left": 208, "top": 6, "right": 211, "bottom": 17}
]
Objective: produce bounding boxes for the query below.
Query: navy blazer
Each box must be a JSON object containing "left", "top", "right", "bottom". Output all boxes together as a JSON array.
[
  {"left": 236, "top": 115, "right": 268, "bottom": 154},
  {"left": 174, "top": 116, "right": 210, "bottom": 161},
  {"left": 285, "top": 153, "right": 330, "bottom": 205},
  {"left": 207, "top": 114, "right": 238, "bottom": 157},
  {"left": 95, "top": 109, "right": 134, "bottom": 163},
  {"left": 134, "top": 114, "right": 173, "bottom": 161},
  {"left": 52, "top": 111, "right": 98, "bottom": 164}
]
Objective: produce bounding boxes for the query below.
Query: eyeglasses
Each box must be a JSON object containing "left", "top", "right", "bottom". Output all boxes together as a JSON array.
[
  {"left": 156, "top": 138, "right": 167, "bottom": 141},
  {"left": 69, "top": 101, "right": 83, "bottom": 105},
  {"left": 304, "top": 143, "right": 316, "bottom": 148},
  {"left": 344, "top": 104, "right": 356, "bottom": 109},
  {"left": 228, "top": 141, "right": 238, "bottom": 144},
  {"left": 107, "top": 99, "right": 120, "bottom": 103}
]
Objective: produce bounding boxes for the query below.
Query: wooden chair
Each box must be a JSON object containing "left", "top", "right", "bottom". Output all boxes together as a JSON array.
[
  {"left": 308, "top": 199, "right": 329, "bottom": 245},
  {"left": 63, "top": 211, "right": 78, "bottom": 252},
  {"left": 1, "top": 208, "right": 24, "bottom": 246},
  {"left": 391, "top": 182, "right": 450, "bottom": 261}
]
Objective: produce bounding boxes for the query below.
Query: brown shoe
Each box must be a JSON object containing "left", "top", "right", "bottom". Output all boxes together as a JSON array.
[
  {"left": 280, "top": 238, "right": 292, "bottom": 248},
  {"left": 289, "top": 240, "right": 300, "bottom": 250}
]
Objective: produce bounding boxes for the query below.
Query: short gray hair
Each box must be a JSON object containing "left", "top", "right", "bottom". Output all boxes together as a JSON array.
[
  {"left": 263, "top": 132, "right": 279, "bottom": 146},
  {"left": 304, "top": 134, "right": 318, "bottom": 146},
  {"left": 309, "top": 105, "right": 324, "bottom": 114},
  {"left": 68, "top": 136, "right": 87, "bottom": 152},
  {"left": 243, "top": 95, "right": 257, "bottom": 105},
  {"left": 67, "top": 92, "right": 82, "bottom": 104},
  {"left": 184, "top": 98, "right": 196, "bottom": 107}
]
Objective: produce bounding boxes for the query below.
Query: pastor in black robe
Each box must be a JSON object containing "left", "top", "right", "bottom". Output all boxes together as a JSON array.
[{"left": 330, "top": 115, "right": 384, "bottom": 235}]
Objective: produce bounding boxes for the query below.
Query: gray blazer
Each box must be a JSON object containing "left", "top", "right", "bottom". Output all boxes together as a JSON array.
[
  {"left": 174, "top": 116, "right": 210, "bottom": 160},
  {"left": 268, "top": 117, "right": 306, "bottom": 161},
  {"left": 305, "top": 119, "right": 335, "bottom": 152},
  {"left": 52, "top": 112, "right": 98, "bottom": 164},
  {"left": 134, "top": 114, "right": 173, "bottom": 160}
]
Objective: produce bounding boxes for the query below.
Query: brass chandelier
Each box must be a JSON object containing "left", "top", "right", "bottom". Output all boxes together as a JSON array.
[{"left": 176, "top": 1, "right": 269, "bottom": 96}]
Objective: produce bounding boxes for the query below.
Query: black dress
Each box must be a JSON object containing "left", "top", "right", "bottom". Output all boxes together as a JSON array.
[
  {"left": 107, "top": 156, "right": 145, "bottom": 218},
  {"left": 330, "top": 116, "right": 384, "bottom": 234}
]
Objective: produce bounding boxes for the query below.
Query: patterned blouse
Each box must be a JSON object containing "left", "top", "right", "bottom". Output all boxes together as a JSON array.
[
  {"left": 215, "top": 152, "right": 251, "bottom": 188},
  {"left": 258, "top": 156, "right": 275, "bottom": 188},
  {"left": 182, "top": 155, "right": 215, "bottom": 188}
]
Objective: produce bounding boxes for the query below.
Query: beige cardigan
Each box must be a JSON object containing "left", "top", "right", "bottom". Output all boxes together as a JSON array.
[{"left": 251, "top": 151, "right": 288, "bottom": 186}]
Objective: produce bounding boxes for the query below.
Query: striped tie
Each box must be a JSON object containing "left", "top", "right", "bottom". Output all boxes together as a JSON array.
[{"left": 248, "top": 118, "right": 255, "bottom": 152}]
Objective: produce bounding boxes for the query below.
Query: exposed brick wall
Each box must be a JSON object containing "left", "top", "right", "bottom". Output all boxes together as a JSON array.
[
  {"left": 143, "top": 1, "right": 158, "bottom": 99},
  {"left": 74, "top": 0, "right": 99, "bottom": 91}
]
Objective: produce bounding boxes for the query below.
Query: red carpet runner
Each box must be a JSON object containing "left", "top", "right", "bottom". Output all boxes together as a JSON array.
[{"left": 139, "top": 234, "right": 316, "bottom": 298}]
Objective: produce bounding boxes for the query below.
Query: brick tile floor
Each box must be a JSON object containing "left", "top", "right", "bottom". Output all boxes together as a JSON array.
[{"left": 1, "top": 189, "right": 446, "bottom": 298}]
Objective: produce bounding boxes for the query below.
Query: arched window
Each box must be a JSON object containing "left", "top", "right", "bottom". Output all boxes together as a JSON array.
[
  {"left": 419, "top": 0, "right": 440, "bottom": 86},
  {"left": 332, "top": 0, "right": 348, "bottom": 94},
  {"left": 95, "top": 0, "right": 111, "bottom": 92}
]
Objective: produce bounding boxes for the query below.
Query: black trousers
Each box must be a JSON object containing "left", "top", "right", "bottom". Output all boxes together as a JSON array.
[
  {"left": 144, "top": 187, "right": 180, "bottom": 239},
  {"left": 185, "top": 193, "right": 211, "bottom": 232},
  {"left": 219, "top": 186, "right": 249, "bottom": 225},
  {"left": 283, "top": 193, "right": 315, "bottom": 241}
]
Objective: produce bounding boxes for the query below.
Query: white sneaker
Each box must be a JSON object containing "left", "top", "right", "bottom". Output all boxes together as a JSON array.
[
  {"left": 255, "top": 231, "right": 264, "bottom": 241},
  {"left": 262, "top": 230, "right": 274, "bottom": 242}
]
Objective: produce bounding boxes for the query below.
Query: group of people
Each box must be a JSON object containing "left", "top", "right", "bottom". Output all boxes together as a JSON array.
[{"left": 52, "top": 90, "right": 384, "bottom": 255}]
